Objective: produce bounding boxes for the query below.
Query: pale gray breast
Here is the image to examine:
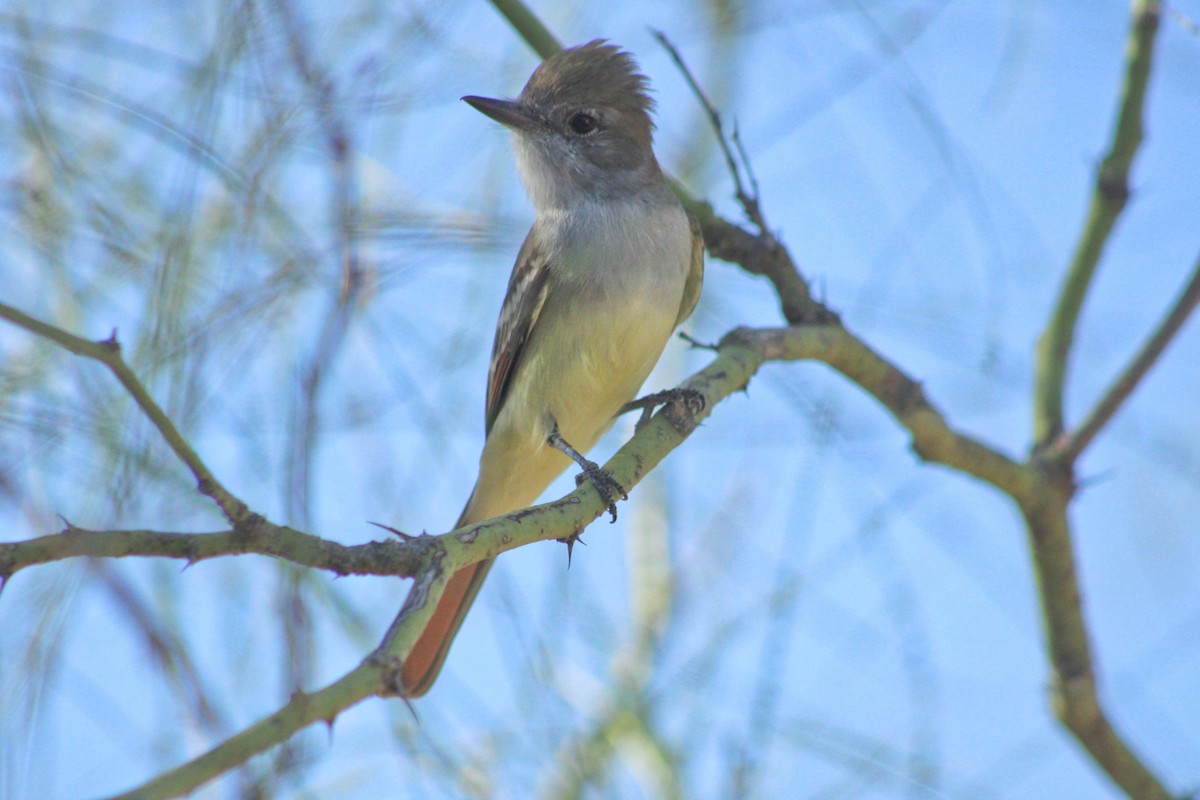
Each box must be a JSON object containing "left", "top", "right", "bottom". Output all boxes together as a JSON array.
[{"left": 547, "top": 196, "right": 692, "bottom": 301}]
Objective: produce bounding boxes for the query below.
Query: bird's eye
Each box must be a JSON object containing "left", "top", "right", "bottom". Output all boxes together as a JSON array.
[{"left": 568, "top": 112, "right": 598, "bottom": 135}]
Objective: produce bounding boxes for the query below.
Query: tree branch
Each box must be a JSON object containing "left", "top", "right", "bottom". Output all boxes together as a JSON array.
[
  {"left": 84, "top": 307, "right": 1180, "bottom": 797},
  {"left": 0, "top": 302, "right": 250, "bottom": 524},
  {"left": 107, "top": 663, "right": 380, "bottom": 800},
  {"left": 369, "top": 321, "right": 1042, "bottom": 686},
  {"left": 19, "top": 4, "right": 1180, "bottom": 798},
  {"left": 0, "top": 519, "right": 428, "bottom": 580},
  {"left": 1034, "top": 0, "right": 1161, "bottom": 447},
  {"left": 728, "top": 325, "right": 1036, "bottom": 496},
  {"left": 1053, "top": 254, "right": 1200, "bottom": 464},
  {"left": 477, "top": 4, "right": 1180, "bottom": 798},
  {"left": 653, "top": 29, "right": 768, "bottom": 232},
  {"left": 95, "top": 321, "right": 999, "bottom": 797},
  {"left": 487, "top": 0, "right": 561, "bottom": 59},
  {"left": 1021, "top": 487, "right": 1174, "bottom": 800},
  {"left": 97, "top": 343, "right": 730, "bottom": 799}
]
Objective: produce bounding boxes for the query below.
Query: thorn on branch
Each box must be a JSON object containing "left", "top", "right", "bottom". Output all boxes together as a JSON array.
[
  {"left": 98, "top": 329, "right": 120, "bottom": 351},
  {"left": 1075, "top": 468, "right": 1116, "bottom": 492},
  {"left": 1097, "top": 169, "right": 1132, "bottom": 206},
  {"left": 678, "top": 331, "right": 719, "bottom": 351},
  {"left": 557, "top": 532, "right": 586, "bottom": 568},
  {"left": 368, "top": 521, "right": 418, "bottom": 541}
]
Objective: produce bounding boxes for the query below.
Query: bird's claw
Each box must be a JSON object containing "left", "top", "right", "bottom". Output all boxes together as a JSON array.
[
  {"left": 573, "top": 461, "right": 627, "bottom": 522},
  {"left": 620, "top": 387, "right": 706, "bottom": 432}
]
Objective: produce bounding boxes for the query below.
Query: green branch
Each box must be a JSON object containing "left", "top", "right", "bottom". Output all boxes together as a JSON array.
[
  {"left": 108, "top": 664, "right": 379, "bottom": 800},
  {"left": 0, "top": 301, "right": 251, "bottom": 525},
  {"left": 488, "top": 0, "right": 561, "bottom": 58},
  {"left": 21, "top": 4, "right": 1175, "bottom": 798},
  {"left": 1021, "top": 492, "right": 1174, "bottom": 800},
  {"left": 478, "top": 4, "right": 1178, "bottom": 798},
  {"left": 1057, "top": 254, "right": 1200, "bottom": 463},
  {"left": 88, "top": 307, "right": 1178, "bottom": 798},
  {"left": 1033, "top": 0, "right": 1161, "bottom": 447},
  {"left": 96, "top": 320, "right": 1028, "bottom": 798},
  {"left": 0, "top": 521, "right": 427, "bottom": 580}
]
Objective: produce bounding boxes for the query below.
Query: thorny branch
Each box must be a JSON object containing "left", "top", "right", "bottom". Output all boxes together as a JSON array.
[
  {"left": 2, "top": 1, "right": 1191, "bottom": 799},
  {"left": 0, "top": 302, "right": 250, "bottom": 525},
  {"left": 652, "top": 29, "right": 768, "bottom": 232},
  {"left": 1033, "top": 0, "right": 1160, "bottom": 448},
  {"left": 483, "top": 2, "right": 1183, "bottom": 799}
]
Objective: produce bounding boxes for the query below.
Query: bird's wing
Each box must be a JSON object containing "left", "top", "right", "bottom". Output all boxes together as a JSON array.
[
  {"left": 675, "top": 211, "right": 705, "bottom": 327},
  {"left": 484, "top": 228, "right": 551, "bottom": 435}
]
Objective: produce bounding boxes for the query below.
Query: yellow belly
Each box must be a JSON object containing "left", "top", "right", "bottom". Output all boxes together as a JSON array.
[{"left": 464, "top": 295, "right": 676, "bottom": 523}]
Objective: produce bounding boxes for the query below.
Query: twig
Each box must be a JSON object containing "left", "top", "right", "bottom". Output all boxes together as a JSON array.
[
  {"left": 1020, "top": 495, "right": 1174, "bottom": 800},
  {"left": 0, "top": 521, "right": 428, "bottom": 579},
  {"left": 106, "top": 663, "right": 380, "bottom": 800},
  {"left": 678, "top": 192, "right": 829, "bottom": 325},
  {"left": 487, "top": 0, "right": 562, "bottom": 59},
  {"left": 652, "top": 30, "right": 768, "bottom": 232},
  {"left": 1056, "top": 255, "right": 1200, "bottom": 463},
  {"left": 731, "top": 122, "right": 765, "bottom": 225},
  {"left": 1033, "top": 0, "right": 1161, "bottom": 447},
  {"left": 82, "top": 5, "right": 1182, "bottom": 797},
  {"left": 81, "top": 314, "right": 1177, "bottom": 798},
  {"left": 0, "top": 302, "right": 250, "bottom": 524}
]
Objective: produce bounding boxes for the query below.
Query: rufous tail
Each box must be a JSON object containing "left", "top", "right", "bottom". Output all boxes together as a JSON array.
[{"left": 399, "top": 506, "right": 492, "bottom": 697}]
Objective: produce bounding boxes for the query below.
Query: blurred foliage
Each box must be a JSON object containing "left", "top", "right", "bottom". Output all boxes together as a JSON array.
[{"left": 2, "top": 1, "right": 1198, "bottom": 799}]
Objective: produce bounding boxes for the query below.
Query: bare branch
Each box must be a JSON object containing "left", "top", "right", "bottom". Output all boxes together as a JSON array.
[
  {"left": 6, "top": 4, "right": 1185, "bottom": 798},
  {"left": 1055, "top": 254, "right": 1200, "bottom": 463},
  {"left": 652, "top": 29, "right": 767, "bottom": 232},
  {"left": 90, "top": 318, "right": 1030, "bottom": 797},
  {"left": 0, "top": 520, "right": 428, "bottom": 578},
  {"left": 487, "top": 0, "right": 562, "bottom": 59},
  {"left": 1020, "top": 489, "right": 1175, "bottom": 800},
  {"left": 484, "top": 6, "right": 1182, "bottom": 798},
  {"left": 1034, "top": 0, "right": 1161, "bottom": 447},
  {"left": 106, "top": 663, "right": 381, "bottom": 800},
  {"left": 680, "top": 193, "right": 830, "bottom": 326},
  {"left": 0, "top": 302, "right": 250, "bottom": 524}
]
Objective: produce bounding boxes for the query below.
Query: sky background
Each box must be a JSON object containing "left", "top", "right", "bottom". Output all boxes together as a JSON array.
[{"left": 1, "top": 1, "right": 1199, "bottom": 798}]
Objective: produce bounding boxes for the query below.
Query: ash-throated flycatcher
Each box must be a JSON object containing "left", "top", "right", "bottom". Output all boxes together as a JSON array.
[{"left": 400, "top": 40, "right": 704, "bottom": 696}]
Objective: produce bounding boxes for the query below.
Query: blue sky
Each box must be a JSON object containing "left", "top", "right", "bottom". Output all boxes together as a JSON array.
[{"left": 2, "top": 1, "right": 1198, "bottom": 798}]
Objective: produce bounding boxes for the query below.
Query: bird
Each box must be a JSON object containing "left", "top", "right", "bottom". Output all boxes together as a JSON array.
[{"left": 400, "top": 40, "right": 704, "bottom": 697}]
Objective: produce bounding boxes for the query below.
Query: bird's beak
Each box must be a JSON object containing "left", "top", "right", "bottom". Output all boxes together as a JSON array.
[{"left": 462, "top": 96, "right": 540, "bottom": 132}]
